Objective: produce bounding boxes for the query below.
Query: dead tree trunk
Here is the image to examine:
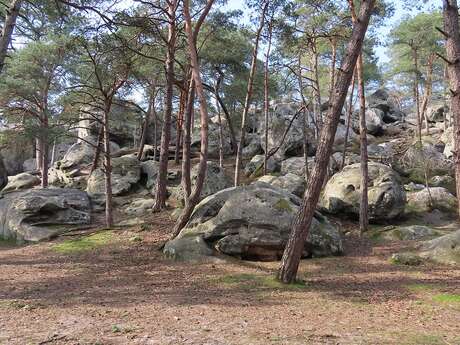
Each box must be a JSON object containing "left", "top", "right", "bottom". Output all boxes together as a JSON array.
[
  {"left": 277, "top": 0, "right": 375, "bottom": 284},
  {"left": 442, "top": 0, "right": 460, "bottom": 218},
  {"left": 153, "top": 0, "right": 177, "bottom": 212},
  {"left": 172, "top": 0, "right": 215, "bottom": 236},
  {"left": 0, "top": 0, "right": 22, "bottom": 73},
  {"left": 234, "top": 0, "right": 269, "bottom": 186}
]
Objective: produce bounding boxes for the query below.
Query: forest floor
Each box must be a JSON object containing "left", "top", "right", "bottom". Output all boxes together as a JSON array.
[{"left": 0, "top": 212, "right": 459, "bottom": 345}]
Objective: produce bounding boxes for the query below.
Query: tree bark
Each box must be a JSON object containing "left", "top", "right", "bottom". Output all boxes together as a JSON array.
[
  {"left": 341, "top": 71, "right": 356, "bottom": 170},
  {"left": 357, "top": 53, "right": 368, "bottom": 234},
  {"left": 234, "top": 0, "right": 269, "bottom": 186},
  {"left": 263, "top": 19, "right": 273, "bottom": 176},
  {"left": 103, "top": 100, "right": 113, "bottom": 228},
  {"left": 277, "top": 0, "right": 375, "bottom": 284},
  {"left": 420, "top": 55, "right": 435, "bottom": 135},
  {"left": 172, "top": 0, "right": 214, "bottom": 236},
  {"left": 153, "top": 0, "right": 177, "bottom": 212},
  {"left": 90, "top": 126, "right": 104, "bottom": 174},
  {"left": 412, "top": 46, "right": 422, "bottom": 143},
  {"left": 181, "top": 78, "right": 195, "bottom": 198},
  {"left": 328, "top": 38, "right": 337, "bottom": 103},
  {"left": 175, "top": 89, "right": 186, "bottom": 164},
  {"left": 443, "top": 0, "right": 460, "bottom": 218},
  {"left": 216, "top": 95, "right": 224, "bottom": 168},
  {"left": 0, "top": 0, "right": 22, "bottom": 74},
  {"left": 137, "top": 89, "right": 155, "bottom": 160},
  {"left": 40, "top": 115, "right": 49, "bottom": 188}
]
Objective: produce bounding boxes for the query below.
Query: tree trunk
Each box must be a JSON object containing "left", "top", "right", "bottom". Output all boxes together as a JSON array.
[
  {"left": 153, "top": 0, "right": 177, "bottom": 212},
  {"left": 137, "top": 90, "right": 155, "bottom": 160},
  {"left": 277, "top": 0, "right": 375, "bottom": 284},
  {"left": 103, "top": 101, "right": 113, "bottom": 228},
  {"left": 341, "top": 71, "right": 356, "bottom": 170},
  {"left": 40, "top": 115, "right": 49, "bottom": 188},
  {"left": 311, "top": 40, "right": 323, "bottom": 134},
  {"left": 90, "top": 126, "right": 104, "bottom": 174},
  {"left": 181, "top": 78, "right": 195, "bottom": 198},
  {"left": 443, "top": 0, "right": 460, "bottom": 218},
  {"left": 175, "top": 89, "right": 186, "bottom": 164},
  {"left": 263, "top": 20, "right": 273, "bottom": 176},
  {"left": 216, "top": 95, "right": 224, "bottom": 168},
  {"left": 420, "top": 55, "right": 435, "bottom": 135},
  {"left": 357, "top": 53, "right": 368, "bottom": 235},
  {"left": 234, "top": 0, "right": 269, "bottom": 186},
  {"left": 0, "top": 0, "right": 22, "bottom": 74},
  {"left": 412, "top": 46, "right": 422, "bottom": 143},
  {"left": 172, "top": 0, "right": 214, "bottom": 236},
  {"left": 329, "top": 38, "right": 337, "bottom": 102}
]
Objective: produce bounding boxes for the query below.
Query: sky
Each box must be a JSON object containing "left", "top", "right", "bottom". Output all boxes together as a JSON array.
[{"left": 223, "top": 0, "right": 440, "bottom": 66}]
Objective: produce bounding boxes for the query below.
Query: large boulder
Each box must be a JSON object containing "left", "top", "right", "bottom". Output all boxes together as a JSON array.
[
  {"left": 352, "top": 108, "right": 384, "bottom": 136},
  {"left": 427, "top": 100, "right": 449, "bottom": 123},
  {"left": 141, "top": 160, "right": 160, "bottom": 190},
  {"left": 3, "top": 173, "right": 40, "bottom": 193},
  {"left": 170, "top": 161, "right": 232, "bottom": 205},
  {"left": 192, "top": 120, "right": 233, "bottom": 158},
  {"left": 440, "top": 127, "right": 454, "bottom": 158},
  {"left": 406, "top": 187, "right": 457, "bottom": 215},
  {"left": 165, "top": 184, "right": 343, "bottom": 261},
  {"left": 380, "top": 225, "right": 439, "bottom": 241},
  {"left": 261, "top": 103, "right": 315, "bottom": 160},
  {"left": 242, "top": 134, "right": 262, "bottom": 159},
  {"left": 86, "top": 155, "right": 141, "bottom": 202},
  {"left": 398, "top": 143, "right": 453, "bottom": 182},
  {"left": 244, "top": 154, "right": 279, "bottom": 177},
  {"left": 0, "top": 188, "right": 91, "bottom": 242},
  {"left": 367, "top": 88, "right": 405, "bottom": 123},
  {"left": 418, "top": 230, "right": 460, "bottom": 265},
  {"left": 319, "top": 162, "right": 406, "bottom": 221},
  {"left": 256, "top": 173, "right": 306, "bottom": 197}
]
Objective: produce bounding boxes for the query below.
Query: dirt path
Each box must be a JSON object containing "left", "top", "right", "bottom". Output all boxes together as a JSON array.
[{"left": 0, "top": 215, "right": 459, "bottom": 345}]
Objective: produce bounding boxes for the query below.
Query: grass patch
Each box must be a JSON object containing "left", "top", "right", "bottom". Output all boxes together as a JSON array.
[
  {"left": 432, "top": 293, "right": 460, "bottom": 304},
  {"left": 216, "top": 273, "right": 306, "bottom": 291},
  {"left": 406, "top": 283, "right": 442, "bottom": 293},
  {"left": 52, "top": 231, "right": 113, "bottom": 254}
]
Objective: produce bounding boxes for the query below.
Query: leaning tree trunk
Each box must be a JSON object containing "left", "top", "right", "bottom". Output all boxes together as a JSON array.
[
  {"left": 153, "top": 1, "right": 177, "bottom": 212},
  {"left": 234, "top": 0, "right": 269, "bottom": 186},
  {"left": 181, "top": 78, "right": 195, "bottom": 199},
  {"left": 443, "top": 0, "right": 460, "bottom": 218},
  {"left": 172, "top": 0, "right": 214, "bottom": 236},
  {"left": 277, "top": 0, "right": 375, "bottom": 284},
  {"left": 0, "top": 0, "right": 22, "bottom": 73}
]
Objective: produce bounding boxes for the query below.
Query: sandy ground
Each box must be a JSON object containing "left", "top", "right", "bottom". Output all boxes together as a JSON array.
[{"left": 0, "top": 212, "right": 459, "bottom": 345}]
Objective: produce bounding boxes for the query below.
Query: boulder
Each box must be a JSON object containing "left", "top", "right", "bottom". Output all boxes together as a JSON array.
[
  {"left": 86, "top": 155, "right": 141, "bottom": 202},
  {"left": 3, "top": 173, "right": 40, "bottom": 193},
  {"left": 398, "top": 143, "right": 453, "bottom": 182},
  {"left": 0, "top": 188, "right": 91, "bottom": 242},
  {"left": 418, "top": 230, "right": 460, "bottom": 265},
  {"left": 406, "top": 187, "right": 457, "bottom": 215},
  {"left": 441, "top": 127, "right": 454, "bottom": 158},
  {"left": 261, "top": 102, "right": 315, "bottom": 160},
  {"left": 427, "top": 101, "right": 449, "bottom": 123},
  {"left": 48, "top": 166, "right": 88, "bottom": 189},
  {"left": 22, "top": 158, "right": 37, "bottom": 172},
  {"left": 242, "top": 134, "right": 262, "bottom": 159},
  {"left": 192, "top": 121, "right": 233, "bottom": 158},
  {"left": 141, "top": 160, "right": 160, "bottom": 189},
  {"left": 165, "top": 184, "right": 343, "bottom": 261},
  {"left": 380, "top": 225, "right": 439, "bottom": 241},
  {"left": 280, "top": 156, "right": 311, "bottom": 177},
  {"left": 124, "top": 198, "right": 155, "bottom": 216},
  {"left": 367, "top": 88, "right": 405, "bottom": 123},
  {"left": 352, "top": 108, "right": 384, "bottom": 136},
  {"left": 244, "top": 154, "right": 279, "bottom": 177},
  {"left": 0, "top": 137, "right": 33, "bottom": 175},
  {"left": 170, "top": 161, "right": 232, "bottom": 205},
  {"left": 256, "top": 173, "right": 306, "bottom": 197},
  {"left": 164, "top": 236, "right": 214, "bottom": 262},
  {"left": 319, "top": 162, "right": 406, "bottom": 221}
]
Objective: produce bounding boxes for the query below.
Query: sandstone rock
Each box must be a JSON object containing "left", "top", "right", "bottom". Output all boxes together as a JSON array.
[
  {"left": 352, "top": 108, "right": 384, "bottom": 136},
  {"left": 165, "top": 184, "right": 343, "bottom": 261},
  {"left": 381, "top": 225, "right": 439, "bottom": 241},
  {"left": 124, "top": 198, "right": 155, "bottom": 216},
  {"left": 319, "top": 162, "right": 406, "bottom": 221},
  {"left": 418, "top": 230, "right": 460, "bottom": 265},
  {"left": 141, "top": 160, "right": 160, "bottom": 189},
  {"left": 367, "top": 88, "right": 405, "bottom": 123},
  {"left": 427, "top": 101, "right": 449, "bottom": 123},
  {"left": 244, "top": 154, "right": 279, "bottom": 178},
  {"left": 3, "top": 173, "right": 40, "bottom": 193},
  {"left": 406, "top": 187, "right": 457, "bottom": 215},
  {"left": 170, "top": 161, "right": 232, "bottom": 205},
  {"left": 256, "top": 173, "right": 306, "bottom": 197},
  {"left": 0, "top": 154, "right": 7, "bottom": 191},
  {"left": 87, "top": 155, "right": 141, "bottom": 203},
  {"left": 0, "top": 188, "right": 91, "bottom": 242}
]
